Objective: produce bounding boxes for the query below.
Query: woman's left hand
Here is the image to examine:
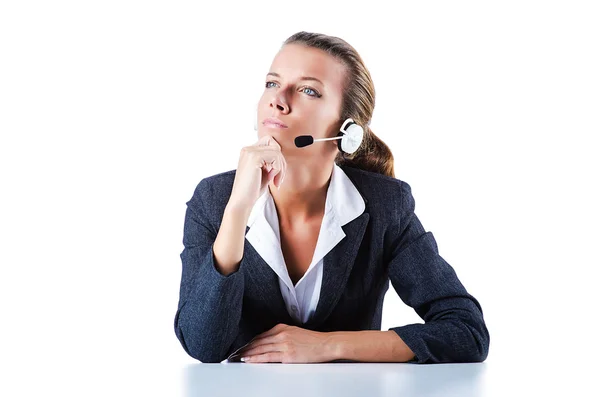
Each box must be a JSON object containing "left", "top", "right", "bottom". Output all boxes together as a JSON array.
[{"left": 235, "top": 324, "right": 339, "bottom": 363}]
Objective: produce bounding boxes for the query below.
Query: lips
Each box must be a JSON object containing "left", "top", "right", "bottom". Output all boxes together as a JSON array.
[{"left": 262, "top": 117, "right": 288, "bottom": 128}]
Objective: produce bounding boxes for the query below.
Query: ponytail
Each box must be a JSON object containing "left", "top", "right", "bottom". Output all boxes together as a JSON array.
[{"left": 335, "top": 125, "right": 395, "bottom": 178}]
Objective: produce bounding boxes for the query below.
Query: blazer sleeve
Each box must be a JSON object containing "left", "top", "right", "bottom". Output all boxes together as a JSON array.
[
  {"left": 386, "top": 181, "right": 490, "bottom": 364},
  {"left": 174, "top": 178, "right": 245, "bottom": 363}
]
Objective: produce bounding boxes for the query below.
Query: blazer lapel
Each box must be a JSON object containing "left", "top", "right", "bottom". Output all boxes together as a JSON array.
[
  {"left": 242, "top": 225, "right": 295, "bottom": 323},
  {"left": 303, "top": 212, "right": 370, "bottom": 329}
]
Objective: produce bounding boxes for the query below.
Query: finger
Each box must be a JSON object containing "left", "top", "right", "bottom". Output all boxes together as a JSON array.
[
  {"left": 238, "top": 334, "right": 279, "bottom": 355},
  {"left": 264, "top": 158, "right": 275, "bottom": 174},
  {"left": 268, "top": 154, "right": 281, "bottom": 187},
  {"left": 228, "top": 341, "right": 252, "bottom": 357},
  {"left": 254, "top": 134, "right": 274, "bottom": 147},
  {"left": 274, "top": 153, "right": 287, "bottom": 187},
  {"left": 268, "top": 156, "right": 284, "bottom": 185},
  {"left": 263, "top": 154, "right": 284, "bottom": 184},
  {"left": 256, "top": 149, "right": 282, "bottom": 179},
  {"left": 252, "top": 150, "right": 280, "bottom": 171},
  {"left": 243, "top": 352, "right": 283, "bottom": 363},
  {"left": 243, "top": 333, "right": 285, "bottom": 353},
  {"left": 266, "top": 135, "right": 281, "bottom": 150},
  {"left": 239, "top": 342, "right": 280, "bottom": 357}
]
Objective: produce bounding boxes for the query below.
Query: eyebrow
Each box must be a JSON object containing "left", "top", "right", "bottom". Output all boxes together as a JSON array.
[{"left": 266, "top": 72, "right": 324, "bottom": 86}]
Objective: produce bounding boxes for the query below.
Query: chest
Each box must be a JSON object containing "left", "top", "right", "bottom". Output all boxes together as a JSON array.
[{"left": 279, "top": 221, "right": 322, "bottom": 286}]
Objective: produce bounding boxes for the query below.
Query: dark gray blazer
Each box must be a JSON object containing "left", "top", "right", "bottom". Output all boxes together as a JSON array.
[{"left": 174, "top": 165, "right": 490, "bottom": 364}]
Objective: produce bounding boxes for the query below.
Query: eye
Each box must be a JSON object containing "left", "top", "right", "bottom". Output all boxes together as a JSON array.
[
  {"left": 265, "top": 81, "right": 277, "bottom": 88},
  {"left": 301, "top": 86, "right": 322, "bottom": 98}
]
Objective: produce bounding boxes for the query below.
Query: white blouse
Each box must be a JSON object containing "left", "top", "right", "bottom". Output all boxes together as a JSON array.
[{"left": 244, "top": 163, "right": 366, "bottom": 324}]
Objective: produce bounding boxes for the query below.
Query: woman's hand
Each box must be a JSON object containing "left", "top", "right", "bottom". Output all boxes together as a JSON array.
[
  {"left": 227, "top": 135, "right": 287, "bottom": 214},
  {"left": 234, "top": 324, "right": 339, "bottom": 363}
]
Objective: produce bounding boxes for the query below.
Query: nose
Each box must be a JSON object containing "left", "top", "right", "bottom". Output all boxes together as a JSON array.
[{"left": 270, "top": 93, "right": 289, "bottom": 114}]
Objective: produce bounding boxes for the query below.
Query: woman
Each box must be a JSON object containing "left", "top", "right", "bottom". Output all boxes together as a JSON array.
[{"left": 174, "top": 31, "right": 490, "bottom": 364}]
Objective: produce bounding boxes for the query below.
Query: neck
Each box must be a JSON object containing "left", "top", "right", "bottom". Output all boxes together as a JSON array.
[{"left": 268, "top": 161, "right": 334, "bottom": 226}]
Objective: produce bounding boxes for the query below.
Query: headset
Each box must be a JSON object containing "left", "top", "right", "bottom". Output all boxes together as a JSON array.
[
  {"left": 293, "top": 118, "right": 364, "bottom": 156},
  {"left": 255, "top": 112, "right": 364, "bottom": 155}
]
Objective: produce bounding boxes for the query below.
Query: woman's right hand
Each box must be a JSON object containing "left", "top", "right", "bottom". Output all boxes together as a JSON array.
[{"left": 227, "top": 134, "right": 287, "bottom": 214}]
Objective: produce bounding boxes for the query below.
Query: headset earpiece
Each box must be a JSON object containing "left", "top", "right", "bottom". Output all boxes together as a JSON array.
[{"left": 337, "top": 118, "right": 364, "bottom": 154}]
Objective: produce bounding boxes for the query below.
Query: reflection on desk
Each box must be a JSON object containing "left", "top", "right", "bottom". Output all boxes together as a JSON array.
[{"left": 185, "top": 362, "right": 486, "bottom": 397}]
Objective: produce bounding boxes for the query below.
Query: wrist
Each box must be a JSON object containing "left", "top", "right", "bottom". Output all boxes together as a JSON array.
[
  {"left": 325, "top": 331, "right": 346, "bottom": 361},
  {"left": 225, "top": 202, "right": 252, "bottom": 220}
]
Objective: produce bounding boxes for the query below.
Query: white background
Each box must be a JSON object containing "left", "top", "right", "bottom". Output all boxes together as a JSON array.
[{"left": 1, "top": 1, "right": 598, "bottom": 395}]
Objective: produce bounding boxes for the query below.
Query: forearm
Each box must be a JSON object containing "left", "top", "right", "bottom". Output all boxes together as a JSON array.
[
  {"left": 329, "top": 330, "right": 415, "bottom": 363},
  {"left": 212, "top": 204, "right": 252, "bottom": 276}
]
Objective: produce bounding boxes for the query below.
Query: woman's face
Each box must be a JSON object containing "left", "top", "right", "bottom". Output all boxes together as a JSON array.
[{"left": 257, "top": 43, "right": 347, "bottom": 157}]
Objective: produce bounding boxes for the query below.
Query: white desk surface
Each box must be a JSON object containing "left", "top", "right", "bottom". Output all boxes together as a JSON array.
[
  {"left": 182, "top": 361, "right": 596, "bottom": 397},
  {"left": 186, "top": 362, "right": 483, "bottom": 397}
]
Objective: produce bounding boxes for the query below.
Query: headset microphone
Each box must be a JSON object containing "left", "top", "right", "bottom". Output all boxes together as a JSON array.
[
  {"left": 294, "top": 134, "right": 348, "bottom": 148},
  {"left": 294, "top": 118, "right": 364, "bottom": 154}
]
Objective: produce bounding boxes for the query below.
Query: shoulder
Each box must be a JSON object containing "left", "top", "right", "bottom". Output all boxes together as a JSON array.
[{"left": 338, "top": 164, "right": 415, "bottom": 214}]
